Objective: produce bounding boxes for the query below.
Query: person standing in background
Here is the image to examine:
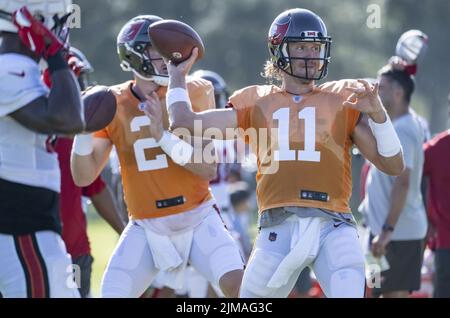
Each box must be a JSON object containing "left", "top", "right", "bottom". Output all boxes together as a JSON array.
[{"left": 360, "top": 64, "right": 427, "bottom": 298}]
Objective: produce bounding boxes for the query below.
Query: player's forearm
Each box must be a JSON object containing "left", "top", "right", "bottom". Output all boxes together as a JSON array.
[
  {"left": 46, "top": 53, "right": 85, "bottom": 133},
  {"left": 168, "top": 71, "right": 187, "bottom": 90},
  {"left": 386, "top": 174, "right": 410, "bottom": 228},
  {"left": 181, "top": 138, "right": 217, "bottom": 180},
  {"left": 376, "top": 151, "right": 405, "bottom": 176},
  {"left": 71, "top": 134, "right": 102, "bottom": 186},
  {"left": 70, "top": 153, "right": 100, "bottom": 187},
  {"left": 168, "top": 102, "right": 197, "bottom": 132},
  {"left": 156, "top": 132, "right": 217, "bottom": 180},
  {"left": 165, "top": 69, "right": 200, "bottom": 135},
  {"left": 71, "top": 135, "right": 112, "bottom": 186}
]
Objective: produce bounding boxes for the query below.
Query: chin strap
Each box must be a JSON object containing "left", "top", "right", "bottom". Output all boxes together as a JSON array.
[
  {"left": 132, "top": 69, "right": 169, "bottom": 86},
  {"left": 152, "top": 75, "right": 169, "bottom": 86}
]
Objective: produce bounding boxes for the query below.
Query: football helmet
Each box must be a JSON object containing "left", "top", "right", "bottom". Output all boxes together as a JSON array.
[
  {"left": 192, "top": 69, "right": 228, "bottom": 108},
  {"left": 69, "top": 46, "right": 93, "bottom": 90},
  {"left": 117, "top": 15, "right": 168, "bottom": 86},
  {"left": 0, "top": 0, "right": 73, "bottom": 45},
  {"left": 268, "top": 8, "right": 331, "bottom": 81}
]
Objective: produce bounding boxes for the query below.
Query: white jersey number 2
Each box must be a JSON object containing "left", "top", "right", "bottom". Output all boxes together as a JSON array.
[
  {"left": 273, "top": 107, "right": 321, "bottom": 162},
  {"left": 130, "top": 116, "right": 169, "bottom": 171}
]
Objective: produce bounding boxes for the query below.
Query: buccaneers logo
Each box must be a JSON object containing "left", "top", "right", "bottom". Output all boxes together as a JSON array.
[
  {"left": 269, "top": 232, "right": 278, "bottom": 242},
  {"left": 118, "top": 21, "right": 143, "bottom": 43},
  {"left": 269, "top": 16, "right": 291, "bottom": 45}
]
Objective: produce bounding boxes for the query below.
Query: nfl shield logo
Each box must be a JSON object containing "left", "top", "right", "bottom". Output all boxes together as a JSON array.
[{"left": 269, "top": 232, "right": 277, "bottom": 242}]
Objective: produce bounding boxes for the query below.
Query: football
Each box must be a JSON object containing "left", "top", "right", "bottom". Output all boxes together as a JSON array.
[
  {"left": 82, "top": 85, "right": 117, "bottom": 132},
  {"left": 148, "top": 19, "right": 205, "bottom": 65}
]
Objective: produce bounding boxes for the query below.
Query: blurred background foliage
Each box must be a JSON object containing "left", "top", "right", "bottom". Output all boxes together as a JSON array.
[{"left": 71, "top": 0, "right": 450, "bottom": 134}]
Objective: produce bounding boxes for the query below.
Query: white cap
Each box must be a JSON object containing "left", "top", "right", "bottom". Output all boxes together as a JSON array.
[{"left": 395, "top": 29, "right": 429, "bottom": 65}]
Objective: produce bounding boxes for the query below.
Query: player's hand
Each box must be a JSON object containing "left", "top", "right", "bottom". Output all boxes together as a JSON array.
[
  {"left": 140, "top": 92, "right": 164, "bottom": 142},
  {"left": 371, "top": 231, "right": 392, "bottom": 258},
  {"left": 343, "top": 79, "right": 387, "bottom": 123},
  {"left": 389, "top": 56, "right": 408, "bottom": 71},
  {"left": 41, "top": 51, "right": 85, "bottom": 88},
  {"left": 12, "top": 6, "right": 65, "bottom": 59},
  {"left": 426, "top": 223, "right": 437, "bottom": 251},
  {"left": 166, "top": 47, "right": 199, "bottom": 78}
]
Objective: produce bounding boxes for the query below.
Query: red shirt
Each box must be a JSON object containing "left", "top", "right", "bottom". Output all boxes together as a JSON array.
[
  {"left": 55, "top": 138, "right": 106, "bottom": 259},
  {"left": 423, "top": 130, "right": 450, "bottom": 249}
]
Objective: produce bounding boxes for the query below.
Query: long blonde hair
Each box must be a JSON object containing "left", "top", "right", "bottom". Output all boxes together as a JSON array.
[{"left": 262, "top": 60, "right": 283, "bottom": 84}]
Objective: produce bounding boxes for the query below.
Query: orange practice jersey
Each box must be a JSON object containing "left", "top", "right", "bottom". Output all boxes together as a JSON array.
[
  {"left": 229, "top": 79, "right": 361, "bottom": 214},
  {"left": 94, "top": 78, "right": 215, "bottom": 219}
]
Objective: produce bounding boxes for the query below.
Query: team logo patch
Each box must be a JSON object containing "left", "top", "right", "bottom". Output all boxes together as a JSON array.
[
  {"left": 269, "top": 232, "right": 277, "bottom": 242},
  {"left": 269, "top": 16, "right": 291, "bottom": 45},
  {"left": 293, "top": 95, "right": 302, "bottom": 103},
  {"left": 119, "top": 21, "right": 143, "bottom": 42},
  {"left": 305, "top": 31, "right": 319, "bottom": 37}
]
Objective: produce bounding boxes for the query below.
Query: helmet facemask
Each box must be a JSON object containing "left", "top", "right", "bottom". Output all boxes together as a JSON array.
[
  {"left": 119, "top": 41, "right": 168, "bottom": 86},
  {"left": 274, "top": 34, "right": 331, "bottom": 81}
]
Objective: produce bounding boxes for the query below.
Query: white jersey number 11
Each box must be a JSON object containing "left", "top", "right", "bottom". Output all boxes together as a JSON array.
[{"left": 273, "top": 107, "right": 321, "bottom": 162}]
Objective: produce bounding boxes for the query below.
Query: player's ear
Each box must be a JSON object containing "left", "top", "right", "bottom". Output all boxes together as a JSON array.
[{"left": 393, "top": 85, "right": 404, "bottom": 102}]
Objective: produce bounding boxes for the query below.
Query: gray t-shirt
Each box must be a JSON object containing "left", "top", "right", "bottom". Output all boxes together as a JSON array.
[{"left": 359, "top": 111, "right": 427, "bottom": 240}]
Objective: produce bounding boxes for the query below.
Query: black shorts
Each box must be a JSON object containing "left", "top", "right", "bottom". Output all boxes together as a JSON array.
[
  {"left": 0, "top": 178, "right": 61, "bottom": 235},
  {"left": 372, "top": 239, "right": 425, "bottom": 296},
  {"left": 434, "top": 249, "right": 450, "bottom": 298}
]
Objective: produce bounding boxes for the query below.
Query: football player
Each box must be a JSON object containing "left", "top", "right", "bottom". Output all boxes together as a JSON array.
[
  {"left": 165, "top": 8, "right": 405, "bottom": 298},
  {"left": 151, "top": 70, "right": 249, "bottom": 298},
  {"left": 70, "top": 16, "right": 244, "bottom": 298},
  {"left": 50, "top": 47, "right": 126, "bottom": 298},
  {"left": 0, "top": 0, "right": 84, "bottom": 298}
]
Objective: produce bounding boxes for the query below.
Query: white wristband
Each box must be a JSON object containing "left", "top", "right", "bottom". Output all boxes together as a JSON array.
[
  {"left": 166, "top": 88, "right": 192, "bottom": 111},
  {"left": 73, "top": 134, "right": 94, "bottom": 156},
  {"left": 158, "top": 131, "right": 193, "bottom": 166},
  {"left": 368, "top": 116, "right": 402, "bottom": 157}
]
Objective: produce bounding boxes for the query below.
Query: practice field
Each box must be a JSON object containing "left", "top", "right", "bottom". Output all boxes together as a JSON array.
[{"left": 87, "top": 212, "right": 120, "bottom": 298}]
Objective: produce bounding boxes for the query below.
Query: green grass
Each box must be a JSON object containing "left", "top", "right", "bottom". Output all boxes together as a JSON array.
[{"left": 86, "top": 213, "right": 120, "bottom": 298}]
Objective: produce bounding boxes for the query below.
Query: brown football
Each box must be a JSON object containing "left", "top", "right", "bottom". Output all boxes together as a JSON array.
[
  {"left": 82, "top": 85, "right": 117, "bottom": 132},
  {"left": 148, "top": 19, "right": 204, "bottom": 65}
]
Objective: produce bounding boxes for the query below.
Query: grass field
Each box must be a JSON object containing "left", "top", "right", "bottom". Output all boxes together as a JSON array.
[{"left": 86, "top": 213, "right": 120, "bottom": 298}]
